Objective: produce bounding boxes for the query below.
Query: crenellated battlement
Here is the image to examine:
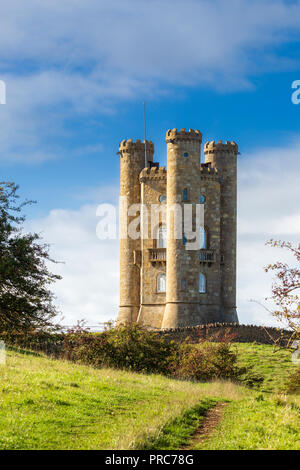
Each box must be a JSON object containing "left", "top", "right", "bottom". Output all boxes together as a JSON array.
[
  {"left": 200, "top": 165, "right": 218, "bottom": 175},
  {"left": 200, "top": 165, "right": 219, "bottom": 181},
  {"left": 139, "top": 166, "right": 167, "bottom": 181},
  {"left": 119, "top": 139, "right": 154, "bottom": 153},
  {"left": 166, "top": 128, "right": 202, "bottom": 143},
  {"left": 204, "top": 140, "right": 238, "bottom": 154}
]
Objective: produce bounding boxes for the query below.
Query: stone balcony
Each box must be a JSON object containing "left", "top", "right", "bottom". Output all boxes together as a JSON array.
[
  {"left": 199, "top": 249, "right": 215, "bottom": 263},
  {"left": 148, "top": 248, "right": 166, "bottom": 263}
]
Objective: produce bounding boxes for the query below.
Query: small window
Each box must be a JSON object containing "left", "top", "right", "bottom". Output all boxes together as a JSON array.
[
  {"left": 157, "top": 273, "right": 166, "bottom": 293},
  {"left": 200, "top": 227, "right": 207, "bottom": 249},
  {"left": 183, "top": 188, "right": 188, "bottom": 201},
  {"left": 159, "top": 194, "right": 166, "bottom": 203},
  {"left": 199, "top": 273, "right": 206, "bottom": 293},
  {"left": 181, "top": 278, "right": 186, "bottom": 291},
  {"left": 158, "top": 226, "right": 167, "bottom": 248},
  {"left": 183, "top": 152, "right": 189, "bottom": 158},
  {"left": 200, "top": 194, "right": 206, "bottom": 204}
]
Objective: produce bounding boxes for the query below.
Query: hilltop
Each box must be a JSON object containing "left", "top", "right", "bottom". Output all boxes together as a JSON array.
[{"left": 0, "top": 343, "right": 299, "bottom": 450}]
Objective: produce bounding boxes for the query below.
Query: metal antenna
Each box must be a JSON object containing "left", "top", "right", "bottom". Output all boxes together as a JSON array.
[{"left": 143, "top": 101, "right": 147, "bottom": 168}]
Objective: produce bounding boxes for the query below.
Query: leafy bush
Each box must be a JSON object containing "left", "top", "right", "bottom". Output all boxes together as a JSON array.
[
  {"left": 286, "top": 367, "right": 300, "bottom": 394},
  {"left": 8, "top": 323, "right": 250, "bottom": 383},
  {"left": 173, "top": 341, "right": 247, "bottom": 382},
  {"left": 1, "top": 329, "right": 64, "bottom": 356},
  {"left": 63, "top": 323, "right": 179, "bottom": 375}
]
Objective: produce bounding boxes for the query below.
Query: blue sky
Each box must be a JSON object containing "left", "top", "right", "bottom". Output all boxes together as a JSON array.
[{"left": 0, "top": 0, "right": 300, "bottom": 327}]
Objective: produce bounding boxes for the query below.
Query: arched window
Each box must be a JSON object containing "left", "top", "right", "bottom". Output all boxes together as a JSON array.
[
  {"left": 181, "top": 278, "right": 186, "bottom": 291},
  {"left": 158, "top": 226, "right": 167, "bottom": 248},
  {"left": 157, "top": 273, "right": 166, "bottom": 293},
  {"left": 183, "top": 188, "right": 188, "bottom": 201},
  {"left": 200, "top": 194, "right": 206, "bottom": 204},
  {"left": 199, "top": 273, "right": 206, "bottom": 293},
  {"left": 182, "top": 233, "right": 187, "bottom": 246},
  {"left": 200, "top": 226, "right": 207, "bottom": 249},
  {"left": 183, "top": 152, "right": 189, "bottom": 158}
]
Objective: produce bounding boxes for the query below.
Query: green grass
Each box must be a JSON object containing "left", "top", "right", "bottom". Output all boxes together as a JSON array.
[
  {"left": 141, "top": 342, "right": 300, "bottom": 450},
  {"left": 233, "top": 342, "right": 298, "bottom": 393},
  {"left": 0, "top": 343, "right": 299, "bottom": 450},
  {"left": 0, "top": 348, "right": 243, "bottom": 450},
  {"left": 193, "top": 395, "right": 300, "bottom": 450},
  {"left": 138, "top": 398, "right": 220, "bottom": 450}
]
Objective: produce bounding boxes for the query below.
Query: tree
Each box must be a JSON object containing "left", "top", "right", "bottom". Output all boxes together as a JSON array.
[
  {"left": 264, "top": 239, "right": 300, "bottom": 337},
  {"left": 0, "top": 182, "right": 61, "bottom": 333}
]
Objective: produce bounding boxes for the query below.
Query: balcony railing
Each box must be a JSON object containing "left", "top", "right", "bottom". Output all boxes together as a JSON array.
[
  {"left": 148, "top": 248, "right": 166, "bottom": 262},
  {"left": 200, "top": 249, "right": 215, "bottom": 263}
]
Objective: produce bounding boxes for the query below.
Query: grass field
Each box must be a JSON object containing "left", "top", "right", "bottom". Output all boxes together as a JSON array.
[
  {"left": 0, "top": 343, "right": 299, "bottom": 450},
  {"left": 234, "top": 342, "right": 297, "bottom": 393}
]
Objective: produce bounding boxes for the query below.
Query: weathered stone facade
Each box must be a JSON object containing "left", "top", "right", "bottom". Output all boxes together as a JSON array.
[{"left": 117, "top": 129, "right": 239, "bottom": 329}]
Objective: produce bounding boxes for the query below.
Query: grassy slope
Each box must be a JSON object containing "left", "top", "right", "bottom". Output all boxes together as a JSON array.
[
  {"left": 149, "top": 342, "right": 300, "bottom": 450},
  {"left": 234, "top": 342, "right": 297, "bottom": 393},
  {"left": 193, "top": 395, "right": 300, "bottom": 450},
  {"left": 191, "top": 343, "right": 300, "bottom": 450},
  {"left": 0, "top": 343, "right": 299, "bottom": 450},
  {"left": 0, "top": 348, "right": 242, "bottom": 450}
]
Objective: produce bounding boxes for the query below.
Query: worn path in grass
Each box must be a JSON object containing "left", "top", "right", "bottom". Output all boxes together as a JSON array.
[
  {"left": 190, "top": 396, "right": 300, "bottom": 450},
  {"left": 182, "top": 402, "right": 228, "bottom": 450}
]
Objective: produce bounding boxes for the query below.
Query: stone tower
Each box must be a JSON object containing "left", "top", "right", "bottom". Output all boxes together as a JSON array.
[
  {"left": 204, "top": 141, "right": 238, "bottom": 323},
  {"left": 117, "top": 139, "right": 154, "bottom": 325},
  {"left": 117, "top": 129, "right": 239, "bottom": 329},
  {"left": 162, "top": 129, "right": 202, "bottom": 328}
]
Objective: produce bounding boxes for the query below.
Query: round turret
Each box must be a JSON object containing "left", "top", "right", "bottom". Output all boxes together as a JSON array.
[
  {"left": 166, "top": 128, "right": 202, "bottom": 143},
  {"left": 204, "top": 140, "right": 238, "bottom": 155},
  {"left": 204, "top": 139, "right": 239, "bottom": 323},
  {"left": 119, "top": 139, "right": 154, "bottom": 154},
  {"left": 162, "top": 127, "right": 203, "bottom": 329},
  {"left": 117, "top": 137, "right": 155, "bottom": 326}
]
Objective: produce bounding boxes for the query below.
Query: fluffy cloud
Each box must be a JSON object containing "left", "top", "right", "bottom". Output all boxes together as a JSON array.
[
  {"left": 237, "top": 138, "right": 300, "bottom": 326},
  {"left": 26, "top": 202, "right": 120, "bottom": 328},
  {"left": 1, "top": 0, "right": 300, "bottom": 163},
  {"left": 1, "top": 0, "right": 300, "bottom": 87}
]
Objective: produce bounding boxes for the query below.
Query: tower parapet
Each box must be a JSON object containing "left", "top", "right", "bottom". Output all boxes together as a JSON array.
[
  {"left": 204, "top": 140, "right": 238, "bottom": 154},
  {"left": 139, "top": 166, "right": 167, "bottom": 181},
  {"left": 166, "top": 128, "right": 202, "bottom": 143},
  {"left": 119, "top": 139, "right": 154, "bottom": 152}
]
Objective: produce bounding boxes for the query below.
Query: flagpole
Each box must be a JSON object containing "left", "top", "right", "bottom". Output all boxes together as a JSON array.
[{"left": 143, "top": 101, "right": 147, "bottom": 168}]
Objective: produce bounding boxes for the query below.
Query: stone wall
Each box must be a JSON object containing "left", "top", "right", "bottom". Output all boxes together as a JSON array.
[{"left": 157, "top": 323, "right": 293, "bottom": 346}]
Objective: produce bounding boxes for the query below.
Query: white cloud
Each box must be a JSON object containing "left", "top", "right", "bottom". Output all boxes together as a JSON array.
[
  {"left": 1, "top": 0, "right": 300, "bottom": 163},
  {"left": 26, "top": 203, "right": 119, "bottom": 327},
  {"left": 1, "top": 0, "right": 300, "bottom": 87},
  {"left": 237, "top": 138, "right": 300, "bottom": 326}
]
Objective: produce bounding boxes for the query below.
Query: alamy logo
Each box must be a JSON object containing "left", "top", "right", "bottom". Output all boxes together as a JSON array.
[
  {"left": 96, "top": 197, "right": 205, "bottom": 251},
  {"left": 291, "top": 80, "right": 300, "bottom": 105},
  {"left": 0, "top": 80, "right": 6, "bottom": 104}
]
